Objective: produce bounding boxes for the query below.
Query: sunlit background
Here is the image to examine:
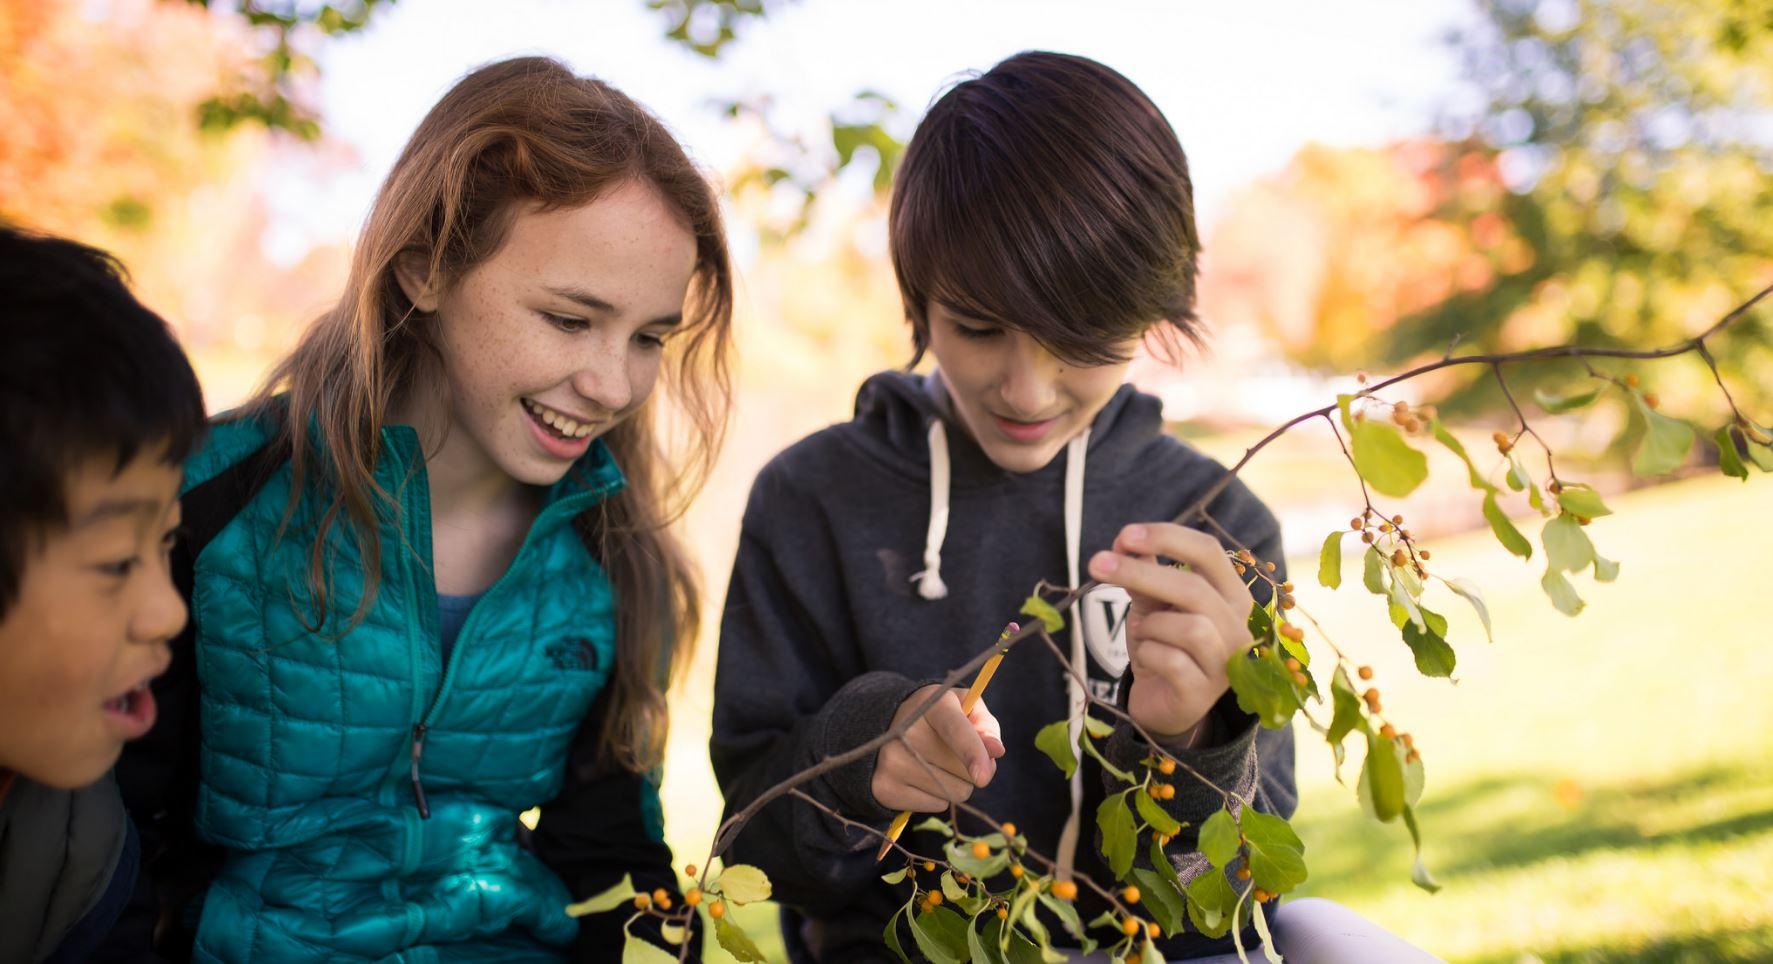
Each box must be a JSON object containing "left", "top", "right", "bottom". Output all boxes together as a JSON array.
[{"left": 5, "top": 1, "right": 1771, "bottom": 960}]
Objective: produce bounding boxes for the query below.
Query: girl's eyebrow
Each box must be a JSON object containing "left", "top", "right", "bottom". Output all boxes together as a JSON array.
[{"left": 544, "top": 285, "right": 682, "bottom": 327}]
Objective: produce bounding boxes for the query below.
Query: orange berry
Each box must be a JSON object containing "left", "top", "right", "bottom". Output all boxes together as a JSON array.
[
  {"left": 1492, "top": 430, "right": 1509, "bottom": 446},
  {"left": 1393, "top": 401, "right": 1411, "bottom": 417},
  {"left": 1148, "top": 921, "right": 1162, "bottom": 939},
  {"left": 1547, "top": 480, "right": 1563, "bottom": 494},
  {"left": 1279, "top": 594, "right": 1295, "bottom": 610},
  {"left": 1001, "top": 822, "right": 1018, "bottom": 837},
  {"left": 685, "top": 888, "right": 703, "bottom": 907},
  {"left": 1407, "top": 750, "right": 1422, "bottom": 764},
  {"left": 1159, "top": 783, "right": 1176, "bottom": 800},
  {"left": 926, "top": 891, "right": 943, "bottom": 907},
  {"left": 1645, "top": 392, "right": 1660, "bottom": 410},
  {"left": 1358, "top": 666, "right": 1374, "bottom": 680},
  {"left": 1236, "top": 865, "right": 1252, "bottom": 880},
  {"left": 1234, "top": 563, "right": 1247, "bottom": 575},
  {"left": 955, "top": 873, "right": 970, "bottom": 886},
  {"left": 1158, "top": 758, "right": 1176, "bottom": 775},
  {"left": 1265, "top": 561, "right": 1277, "bottom": 572},
  {"left": 1576, "top": 515, "right": 1591, "bottom": 526},
  {"left": 1360, "top": 531, "right": 1375, "bottom": 544},
  {"left": 1281, "top": 581, "right": 1295, "bottom": 593},
  {"left": 654, "top": 894, "right": 671, "bottom": 910},
  {"left": 1625, "top": 373, "right": 1640, "bottom": 388},
  {"left": 1292, "top": 672, "right": 1309, "bottom": 687},
  {"left": 684, "top": 863, "right": 698, "bottom": 878},
  {"left": 1122, "top": 885, "right": 1141, "bottom": 904},
  {"left": 1418, "top": 549, "right": 1431, "bottom": 560},
  {"left": 633, "top": 894, "right": 651, "bottom": 910},
  {"left": 1285, "top": 658, "right": 1301, "bottom": 672},
  {"left": 997, "top": 906, "right": 1009, "bottom": 919},
  {"left": 1010, "top": 863, "right": 1025, "bottom": 878},
  {"left": 972, "top": 841, "right": 991, "bottom": 859},
  {"left": 1391, "top": 549, "right": 1407, "bottom": 566},
  {"left": 1051, "top": 880, "right": 1078, "bottom": 901},
  {"left": 1402, "top": 732, "right": 1416, "bottom": 749},
  {"left": 923, "top": 861, "right": 935, "bottom": 872},
  {"left": 1254, "top": 888, "right": 1272, "bottom": 903},
  {"left": 1122, "top": 917, "right": 1142, "bottom": 937},
  {"left": 709, "top": 900, "right": 726, "bottom": 920},
  {"left": 1351, "top": 516, "right": 1366, "bottom": 530},
  {"left": 1380, "top": 724, "right": 1397, "bottom": 740},
  {"left": 1237, "top": 549, "right": 1255, "bottom": 565}
]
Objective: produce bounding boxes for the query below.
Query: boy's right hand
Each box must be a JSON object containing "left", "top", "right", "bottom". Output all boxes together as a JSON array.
[{"left": 871, "top": 684, "right": 1005, "bottom": 812}]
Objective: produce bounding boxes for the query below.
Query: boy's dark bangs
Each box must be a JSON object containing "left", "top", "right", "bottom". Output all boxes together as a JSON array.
[{"left": 895, "top": 181, "right": 1152, "bottom": 369}]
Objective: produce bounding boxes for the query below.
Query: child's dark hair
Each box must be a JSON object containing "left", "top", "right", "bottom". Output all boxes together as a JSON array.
[
  {"left": 889, "top": 50, "right": 1205, "bottom": 367},
  {"left": 0, "top": 225, "right": 207, "bottom": 614}
]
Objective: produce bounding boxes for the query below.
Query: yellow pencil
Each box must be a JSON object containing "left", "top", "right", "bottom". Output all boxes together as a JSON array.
[{"left": 875, "top": 622, "right": 1018, "bottom": 862}]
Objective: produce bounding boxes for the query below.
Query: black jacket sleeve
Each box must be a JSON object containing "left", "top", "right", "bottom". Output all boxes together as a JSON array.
[
  {"left": 708, "top": 464, "right": 928, "bottom": 917},
  {"left": 532, "top": 688, "right": 700, "bottom": 962}
]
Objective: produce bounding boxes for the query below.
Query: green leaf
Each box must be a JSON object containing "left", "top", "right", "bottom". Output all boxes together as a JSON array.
[
  {"left": 1241, "top": 809, "right": 1308, "bottom": 894},
  {"left": 1135, "top": 787, "right": 1183, "bottom": 835},
  {"left": 1096, "top": 791, "right": 1138, "bottom": 878},
  {"left": 565, "top": 874, "right": 638, "bottom": 917},
  {"left": 913, "top": 816, "right": 955, "bottom": 836},
  {"left": 1630, "top": 398, "right": 1695, "bottom": 476},
  {"left": 1483, "top": 492, "right": 1532, "bottom": 559},
  {"left": 943, "top": 838, "right": 1010, "bottom": 881},
  {"left": 1747, "top": 424, "right": 1773, "bottom": 472},
  {"left": 1402, "top": 805, "right": 1442, "bottom": 894},
  {"left": 1403, "top": 745, "right": 1426, "bottom": 808},
  {"left": 1534, "top": 385, "right": 1601, "bottom": 413},
  {"left": 712, "top": 864, "right": 772, "bottom": 905},
  {"left": 1401, "top": 606, "right": 1456, "bottom": 677},
  {"left": 1442, "top": 577, "right": 1494, "bottom": 644},
  {"left": 968, "top": 916, "right": 1008, "bottom": 964},
  {"left": 1141, "top": 936, "right": 1166, "bottom": 964},
  {"left": 1185, "top": 869, "right": 1238, "bottom": 938},
  {"left": 1317, "top": 530, "right": 1344, "bottom": 589},
  {"left": 1036, "top": 891, "right": 1087, "bottom": 941},
  {"left": 1083, "top": 715, "right": 1115, "bottom": 739},
  {"left": 1251, "top": 898, "right": 1281, "bottom": 964},
  {"left": 1198, "top": 808, "right": 1240, "bottom": 868},
  {"left": 1350, "top": 418, "right": 1430, "bottom": 497},
  {"left": 625, "top": 930, "right": 681, "bottom": 964},
  {"left": 1388, "top": 575, "right": 1426, "bottom": 633},
  {"left": 1226, "top": 647, "right": 1301, "bottom": 729},
  {"left": 1716, "top": 426, "right": 1750, "bottom": 480},
  {"left": 940, "top": 871, "right": 967, "bottom": 904},
  {"left": 1034, "top": 719, "right": 1078, "bottom": 779},
  {"left": 1593, "top": 552, "right": 1620, "bottom": 583},
  {"left": 1433, "top": 420, "right": 1488, "bottom": 490},
  {"left": 881, "top": 866, "right": 910, "bottom": 885},
  {"left": 884, "top": 905, "right": 912, "bottom": 964},
  {"left": 714, "top": 915, "right": 769, "bottom": 962},
  {"left": 1505, "top": 456, "right": 1528, "bottom": 492},
  {"left": 909, "top": 905, "right": 970, "bottom": 964},
  {"left": 1542, "top": 514, "right": 1595, "bottom": 573},
  {"left": 1326, "top": 666, "right": 1368, "bottom": 757},
  {"left": 1336, "top": 393, "right": 1356, "bottom": 431},
  {"left": 1019, "top": 595, "right": 1065, "bottom": 633},
  {"left": 1540, "top": 567, "right": 1585, "bottom": 617},
  {"left": 1359, "top": 731, "right": 1406, "bottom": 823},
  {"left": 1554, "top": 484, "right": 1612, "bottom": 518},
  {"left": 1130, "top": 868, "right": 1185, "bottom": 937},
  {"left": 660, "top": 921, "right": 686, "bottom": 946},
  {"left": 1078, "top": 724, "right": 1135, "bottom": 783},
  {"left": 1362, "top": 545, "right": 1387, "bottom": 594}
]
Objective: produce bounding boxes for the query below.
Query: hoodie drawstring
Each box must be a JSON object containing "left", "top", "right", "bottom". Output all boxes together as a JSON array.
[
  {"left": 912, "top": 419, "right": 952, "bottom": 600},
  {"left": 1055, "top": 428, "right": 1092, "bottom": 881},
  {"left": 911, "top": 419, "right": 1094, "bottom": 880}
]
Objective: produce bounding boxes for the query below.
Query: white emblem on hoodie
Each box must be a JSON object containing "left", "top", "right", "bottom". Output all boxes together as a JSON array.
[{"left": 1080, "top": 584, "right": 1131, "bottom": 702}]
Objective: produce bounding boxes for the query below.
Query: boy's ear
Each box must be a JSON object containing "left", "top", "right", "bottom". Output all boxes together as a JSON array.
[{"left": 393, "top": 252, "right": 442, "bottom": 314}]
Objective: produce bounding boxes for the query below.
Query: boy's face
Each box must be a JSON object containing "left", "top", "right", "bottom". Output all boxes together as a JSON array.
[
  {"left": 927, "top": 302, "right": 1139, "bottom": 473},
  {"left": 0, "top": 452, "right": 185, "bottom": 789}
]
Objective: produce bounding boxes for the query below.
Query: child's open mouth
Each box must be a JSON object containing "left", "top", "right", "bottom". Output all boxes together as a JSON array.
[
  {"left": 103, "top": 682, "right": 157, "bottom": 738},
  {"left": 523, "top": 397, "right": 596, "bottom": 459}
]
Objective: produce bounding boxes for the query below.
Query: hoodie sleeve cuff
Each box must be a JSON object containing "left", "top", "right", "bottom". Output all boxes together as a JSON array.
[
  {"left": 812, "top": 671, "right": 932, "bottom": 823},
  {"left": 1102, "top": 690, "right": 1262, "bottom": 827}
]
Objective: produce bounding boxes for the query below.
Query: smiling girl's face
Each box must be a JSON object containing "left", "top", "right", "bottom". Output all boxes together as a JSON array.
[
  {"left": 0, "top": 452, "right": 185, "bottom": 789},
  {"left": 402, "top": 179, "right": 698, "bottom": 488}
]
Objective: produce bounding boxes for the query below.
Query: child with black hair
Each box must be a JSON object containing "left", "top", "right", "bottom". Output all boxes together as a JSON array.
[
  {"left": 0, "top": 225, "right": 207, "bottom": 962},
  {"left": 712, "top": 52, "right": 1438, "bottom": 962}
]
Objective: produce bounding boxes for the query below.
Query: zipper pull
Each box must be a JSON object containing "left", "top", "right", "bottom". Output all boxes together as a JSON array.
[{"left": 410, "top": 722, "right": 431, "bottom": 820}]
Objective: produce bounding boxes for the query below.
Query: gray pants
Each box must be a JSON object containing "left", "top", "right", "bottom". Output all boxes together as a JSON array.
[{"left": 1072, "top": 898, "right": 1443, "bottom": 963}]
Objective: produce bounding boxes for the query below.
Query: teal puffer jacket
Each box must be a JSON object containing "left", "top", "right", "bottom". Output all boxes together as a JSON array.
[{"left": 182, "top": 415, "right": 626, "bottom": 962}]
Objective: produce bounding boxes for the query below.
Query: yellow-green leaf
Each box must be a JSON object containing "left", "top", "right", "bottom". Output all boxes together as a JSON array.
[
  {"left": 1019, "top": 596, "right": 1065, "bottom": 633},
  {"left": 1483, "top": 492, "right": 1532, "bottom": 559},
  {"left": 1554, "top": 484, "right": 1612, "bottom": 518},
  {"left": 712, "top": 864, "right": 772, "bottom": 905},
  {"left": 565, "top": 874, "right": 637, "bottom": 917},
  {"left": 1034, "top": 719, "right": 1077, "bottom": 779},
  {"left": 1716, "top": 426, "right": 1749, "bottom": 480},
  {"left": 625, "top": 931, "right": 681, "bottom": 964},
  {"left": 1350, "top": 418, "right": 1430, "bottom": 497},
  {"left": 1631, "top": 399, "right": 1695, "bottom": 476},
  {"left": 1317, "top": 530, "right": 1344, "bottom": 589}
]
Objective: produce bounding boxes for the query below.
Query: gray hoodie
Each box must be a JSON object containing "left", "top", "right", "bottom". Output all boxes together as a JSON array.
[
  {"left": 711, "top": 371, "right": 1297, "bottom": 961},
  {"left": 0, "top": 771, "right": 131, "bottom": 963}
]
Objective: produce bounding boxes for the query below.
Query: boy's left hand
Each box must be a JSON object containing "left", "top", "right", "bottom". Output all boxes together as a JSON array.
[{"left": 1087, "top": 523, "right": 1256, "bottom": 745}]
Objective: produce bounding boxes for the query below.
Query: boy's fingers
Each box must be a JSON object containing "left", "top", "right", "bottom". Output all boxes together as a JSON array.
[
  {"left": 1130, "top": 611, "right": 1225, "bottom": 684},
  {"left": 1111, "top": 523, "right": 1251, "bottom": 601},
  {"left": 928, "top": 692, "right": 995, "bottom": 787},
  {"left": 964, "top": 697, "right": 1005, "bottom": 759},
  {"left": 1093, "top": 552, "right": 1244, "bottom": 647}
]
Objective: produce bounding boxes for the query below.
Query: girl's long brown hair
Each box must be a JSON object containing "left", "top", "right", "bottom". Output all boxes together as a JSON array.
[{"left": 245, "top": 57, "right": 732, "bottom": 772}]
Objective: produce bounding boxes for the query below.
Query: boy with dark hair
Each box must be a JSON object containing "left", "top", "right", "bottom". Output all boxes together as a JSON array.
[
  {"left": 712, "top": 52, "right": 1433, "bottom": 962},
  {"left": 0, "top": 225, "right": 206, "bottom": 962}
]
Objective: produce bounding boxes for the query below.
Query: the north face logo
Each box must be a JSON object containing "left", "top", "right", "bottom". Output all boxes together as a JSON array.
[{"left": 545, "top": 639, "right": 602, "bottom": 672}]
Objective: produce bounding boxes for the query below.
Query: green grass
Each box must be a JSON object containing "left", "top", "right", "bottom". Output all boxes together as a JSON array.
[{"left": 662, "top": 472, "right": 1773, "bottom": 962}]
